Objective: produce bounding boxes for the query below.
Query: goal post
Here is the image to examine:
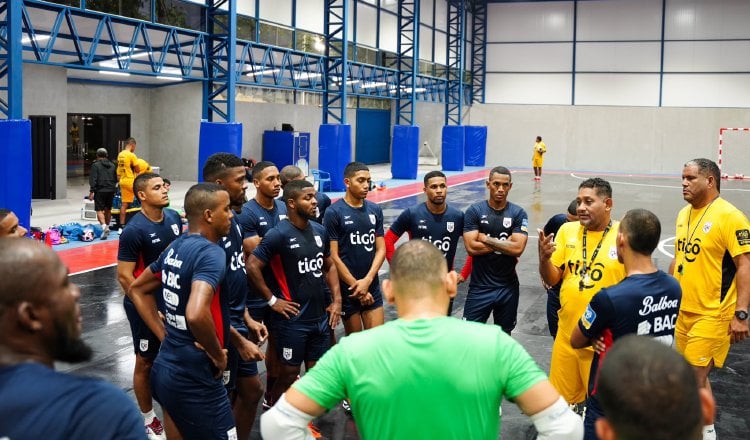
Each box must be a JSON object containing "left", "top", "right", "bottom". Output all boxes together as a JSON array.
[{"left": 718, "top": 128, "right": 750, "bottom": 180}]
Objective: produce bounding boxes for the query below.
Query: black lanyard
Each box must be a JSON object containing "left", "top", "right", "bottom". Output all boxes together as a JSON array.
[
  {"left": 677, "top": 199, "right": 716, "bottom": 275},
  {"left": 579, "top": 221, "right": 612, "bottom": 291}
]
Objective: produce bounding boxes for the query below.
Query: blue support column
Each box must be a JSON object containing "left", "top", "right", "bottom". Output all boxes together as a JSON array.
[
  {"left": 445, "top": 0, "right": 465, "bottom": 125},
  {"left": 396, "top": 0, "right": 419, "bottom": 126},
  {"left": 470, "top": 1, "right": 487, "bottom": 104},
  {"left": 323, "top": 0, "right": 349, "bottom": 125},
  {"left": 0, "top": 0, "right": 24, "bottom": 118},
  {"left": 204, "top": 0, "right": 237, "bottom": 122}
]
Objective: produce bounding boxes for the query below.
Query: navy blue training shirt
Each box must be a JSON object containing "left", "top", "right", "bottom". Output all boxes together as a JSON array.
[
  {"left": 389, "top": 203, "right": 465, "bottom": 270},
  {"left": 324, "top": 199, "right": 384, "bottom": 285}
]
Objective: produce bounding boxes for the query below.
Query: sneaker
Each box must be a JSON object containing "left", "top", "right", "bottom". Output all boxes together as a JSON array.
[
  {"left": 307, "top": 421, "right": 323, "bottom": 439},
  {"left": 341, "top": 399, "right": 352, "bottom": 415},
  {"left": 145, "top": 417, "right": 166, "bottom": 440},
  {"left": 100, "top": 226, "right": 110, "bottom": 240}
]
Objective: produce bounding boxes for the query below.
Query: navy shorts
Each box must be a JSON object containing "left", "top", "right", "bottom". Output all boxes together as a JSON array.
[
  {"left": 274, "top": 315, "right": 331, "bottom": 366},
  {"left": 247, "top": 300, "right": 273, "bottom": 325},
  {"left": 584, "top": 395, "right": 603, "bottom": 440},
  {"left": 546, "top": 283, "right": 562, "bottom": 338},
  {"left": 93, "top": 191, "right": 115, "bottom": 211},
  {"left": 123, "top": 296, "right": 160, "bottom": 359},
  {"left": 226, "top": 327, "right": 259, "bottom": 392},
  {"left": 341, "top": 283, "right": 384, "bottom": 318},
  {"left": 151, "top": 348, "right": 236, "bottom": 440},
  {"left": 462, "top": 283, "right": 520, "bottom": 334}
]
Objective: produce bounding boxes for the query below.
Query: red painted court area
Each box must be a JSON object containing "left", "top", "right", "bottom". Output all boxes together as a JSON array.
[{"left": 58, "top": 169, "right": 489, "bottom": 275}]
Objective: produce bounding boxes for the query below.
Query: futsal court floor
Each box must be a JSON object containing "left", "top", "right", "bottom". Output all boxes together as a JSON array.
[{"left": 61, "top": 169, "right": 750, "bottom": 439}]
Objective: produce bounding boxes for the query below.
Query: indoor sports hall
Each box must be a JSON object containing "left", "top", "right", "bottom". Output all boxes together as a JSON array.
[{"left": 3, "top": 1, "right": 750, "bottom": 439}]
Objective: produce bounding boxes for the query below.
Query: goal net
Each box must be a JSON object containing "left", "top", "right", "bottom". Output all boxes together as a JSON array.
[{"left": 718, "top": 128, "right": 750, "bottom": 180}]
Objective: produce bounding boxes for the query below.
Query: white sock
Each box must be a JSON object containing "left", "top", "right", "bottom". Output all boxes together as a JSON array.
[
  {"left": 703, "top": 424, "right": 716, "bottom": 440},
  {"left": 142, "top": 409, "right": 156, "bottom": 424}
]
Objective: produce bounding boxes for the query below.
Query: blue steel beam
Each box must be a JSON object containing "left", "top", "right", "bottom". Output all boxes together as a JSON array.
[
  {"left": 204, "top": 0, "right": 236, "bottom": 122},
  {"left": 470, "top": 1, "right": 486, "bottom": 104},
  {"left": 445, "top": 0, "right": 465, "bottom": 125},
  {"left": 323, "top": 0, "right": 349, "bottom": 125},
  {"left": 0, "top": 0, "right": 24, "bottom": 118},
  {"left": 396, "top": 0, "right": 419, "bottom": 126}
]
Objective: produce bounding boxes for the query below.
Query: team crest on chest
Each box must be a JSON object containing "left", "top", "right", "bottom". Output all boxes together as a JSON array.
[
  {"left": 703, "top": 222, "right": 712, "bottom": 233},
  {"left": 446, "top": 221, "right": 454, "bottom": 232},
  {"left": 314, "top": 235, "right": 323, "bottom": 247},
  {"left": 369, "top": 214, "right": 376, "bottom": 225},
  {"left": 171, "top": 224, "right": 180, "bottom": 235},
  {"left": 503, "top": 217, "right": 512, "bottom": 228}
]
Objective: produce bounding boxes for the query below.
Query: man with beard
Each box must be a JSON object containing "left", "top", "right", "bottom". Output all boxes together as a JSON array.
[
  {"left": 117, "top": 172, "right": 182, "bottom": 440},
  {"left": 0, "top": 239, "right": 143, "bottom": 439}
]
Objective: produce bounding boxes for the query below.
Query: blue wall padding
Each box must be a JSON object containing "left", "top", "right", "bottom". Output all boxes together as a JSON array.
[
  {"left": 465, "top": 125, "right": 488, "bottom": 166},
  {"left": 0, "top": 119, "right": 32, "bottom": 233},
  {"left": 198, "top": 121, "right": 243, "bottom": 180},
  {"left": 391, "top": 125, "right": 420, "bottom": 179},
  {"left": 318, "top": 124, "right": 352, "bottom": 192},
  {"left": 441, "top": 125, "right": 465, "bottom": 171}
]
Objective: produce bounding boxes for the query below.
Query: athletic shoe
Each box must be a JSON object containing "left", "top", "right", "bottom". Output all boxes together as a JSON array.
[
  {"left": 100, "top": 226, "right": 110, "bottom": 240},
  {"left": 341, "top": 399, "right": 352, "bottom": 415},
  {"left": 145, "top": 417, "right": 166, "bottom": 440},
  {"left": 307, "top": 422, "right": 322, "bottom": 439}
]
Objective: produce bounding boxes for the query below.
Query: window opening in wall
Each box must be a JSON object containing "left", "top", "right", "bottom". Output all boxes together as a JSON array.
[{"left": 67, "top": 114, "right": 130, "bottom": 180}]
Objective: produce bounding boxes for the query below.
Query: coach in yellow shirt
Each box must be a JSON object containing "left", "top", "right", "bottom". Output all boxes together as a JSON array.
[
  {"left": 671, "top": 158, "right": 750, "bottom": 440},
  {"left": 538, "top": 178, "right": 626, "bottom": 408},
  {"left": 532, "top": 136, "right": 547, "bottom": 181},
  {"left": 116, "top": 137, "right": 140, "bottom": 229}
]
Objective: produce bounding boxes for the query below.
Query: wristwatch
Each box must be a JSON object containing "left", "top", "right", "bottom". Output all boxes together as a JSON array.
[{"left": 735, "top": 310, "right": 749, "bottom": 321}]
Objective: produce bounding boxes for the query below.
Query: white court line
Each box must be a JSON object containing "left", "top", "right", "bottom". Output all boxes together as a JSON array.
[
  {"left": 70, "top": 263, "right": 117, "bottom": 276},
  {"left": 658, "top": 236, "right": 675, "bottom": 259},
  {"left": 569, "top": 173, "right": 750, "bottom": 192}
]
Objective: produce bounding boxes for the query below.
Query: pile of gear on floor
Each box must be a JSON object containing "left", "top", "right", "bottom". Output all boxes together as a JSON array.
[{"left": 29, "top": 222, "right": 106, "bottom": 246}]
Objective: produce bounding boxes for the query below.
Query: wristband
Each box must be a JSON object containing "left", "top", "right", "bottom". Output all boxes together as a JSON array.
[{"left": 267, "top": 296, "right": 277, "bottom": 307}]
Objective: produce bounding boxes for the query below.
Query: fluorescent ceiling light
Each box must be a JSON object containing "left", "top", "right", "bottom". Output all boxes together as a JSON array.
[
  {"left": 160, "top": 67, "right": 182, "bottom": 75},
  {"left": 156, "top": 76, "right": 183, "bottom": 81},
  {"left": 99, "top": 71, "right": 131, "bottom": 77},
  {"left": 360, "top": 81, "right": 387, "bottom": 89},
  {"left": 295, "top": 72, "right": 322, "bottom": 80},
  {"left": 247, "top": 68, "right": 280, "bottom": 76},
  {"left": 21, "top": 35, "right": 50, "bottom": 44}
]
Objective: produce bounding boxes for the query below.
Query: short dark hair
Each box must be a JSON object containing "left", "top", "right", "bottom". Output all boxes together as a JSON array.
[
  {"left": 96, "top": 148, "right": 108, "bottom": 158},
  {"left": 251, "top": 161, "right": 277, "bottom": 181},
  {"left": 488, "top": 166, "right": 511, "bottom": 181},
  {"left": 0, "top": 209, "right": 9, "bottom": 222},
  {"left": 124, "top": 137, "right": 136, "bottom": 146},
  {"left": 579, "top": 177, "right": 612, "bottom": 199},
  {"left": 344, "top": 162, "right": 369, "bottom": 178},
  {"left": 685, "top": 158, "right": 721, "bottom": 192},
  {"left": 280, "top": 165, "right": 304, "bottom": 187},
  {"left": 202, "top": 153, "right": 244, "bottom": 182},
  {"left": 598, "top": 335, "right": 703, "bottom": 440},
  {"left": 423, "top": 170, "right": 446, "bottom": 186},
  {"left": 184, "top": 183, "right": 226, "bottom": 222},
  {"left": 536, "top": 136, "right": 542, "bottom": 141},
  {"left": 133, "top": 172, "right": 161, "bottom": 194},
  {"left": 567, "top": 199, "right": 578, "bottom": 216},
  {"left": 282, "top": 179, "right": 314, "bottom": 205},
  {"left": 162, "top": 178, "right": 171, "bottom": 186},
  {"left": 620, "top": 209, "right": 661, "bottom": 256}
]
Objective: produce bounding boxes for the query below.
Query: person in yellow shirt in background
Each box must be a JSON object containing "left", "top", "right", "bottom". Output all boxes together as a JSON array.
[
  {"left": 116, "top": 137, "right": 140, "bottom": 230},
  {"left": 532, "top": 136, "right": 547, "bottom": 181},
  {"left": 671, "top": 158, "right": 750, "bottom": 440},
  {"left": 538, "top": 177, "right": 626, "bottom": 413}
]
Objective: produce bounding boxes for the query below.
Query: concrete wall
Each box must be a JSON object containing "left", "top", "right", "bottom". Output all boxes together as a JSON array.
[
  {"left": 23, "top": 64, "right": 68, "bottom": 198},
  {"left": 468, "top": 104, "right": 750, "bottom": 175}
]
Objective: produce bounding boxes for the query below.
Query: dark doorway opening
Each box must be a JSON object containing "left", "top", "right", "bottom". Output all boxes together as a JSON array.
[
  {"left": 30, "top": 115, "right": 56, "bottom": 200},
  {"left": 67, "top": 114, "right": 130, "bottom": 178}
]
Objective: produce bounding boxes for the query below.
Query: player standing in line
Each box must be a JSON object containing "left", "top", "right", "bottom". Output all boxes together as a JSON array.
[
  {"left": 671, "top": 158, "right": 750, "bottom": 440},
  {"left": 116, "top": 172, "right": 181, "bottom": 440},
  {"left": 532, "top": 135, "right": 547, "bottom": 181},
  {"left": 128, "top": 183, "right": 236, "bottom": 439},
  {"left": 235, "top": 161, "right": 290, "bottom": 409},
  {"left": 462, "top": 166, "right": 529, "bottom": 334},
  {"left": 538, "top": 177, "right": 626, "bottom": 411},
  {"left": 570, "top": 209, "right": 682, "bottom": 439},
  {"left": 247, "top": 179, "right": 341, "bottom": 436},
  {"left": 323, "top": 162, "right": 386, "bottom": 335},
  {"left": 116, "top": 137, "right": 140, "bottom": 230},
  {"left": 203, "top": 153, "right": 268, "bottom": 440},
  {"left": 385, "top": 170, "right": 471, "bottom": 315}
]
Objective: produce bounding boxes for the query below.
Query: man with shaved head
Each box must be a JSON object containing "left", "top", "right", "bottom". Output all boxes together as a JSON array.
[
  {"left": 0, "top": 208, "right": 27, "bottom": 238},
  {"left": 262, "top": 240, "right": 582, "bottom": 440},
  {"left": 0, "top": 239, "right": 142, "bottom": 438}
]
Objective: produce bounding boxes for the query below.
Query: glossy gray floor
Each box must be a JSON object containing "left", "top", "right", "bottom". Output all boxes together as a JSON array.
[{"left": 65, "top": 171, "right": 750, "bottom": 439}]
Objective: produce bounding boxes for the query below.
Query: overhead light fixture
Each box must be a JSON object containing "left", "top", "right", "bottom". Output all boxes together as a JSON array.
[
  {"left": 99, "top": 71, "right": 131, "bottom": 77},
  {"left": 360, "top": 81, "right": 387, "bottom": 89},
  {"left": 295, "top": 72, "right": 322, "bottom": 80},
  {"left": 247, "top": 68, "right": 280, "bottom": 76},
  {"left": 314, "top": 37, "right": 326, "bottom": 52},
  {"left": 112, "top": 46, "right": 151, "bottom": 60},
  {"left": 156, "top": 76, "right": 183, "bottom": 81},
  {"left": 21, "top": 35, "right": 50, "bottom": 44}
]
